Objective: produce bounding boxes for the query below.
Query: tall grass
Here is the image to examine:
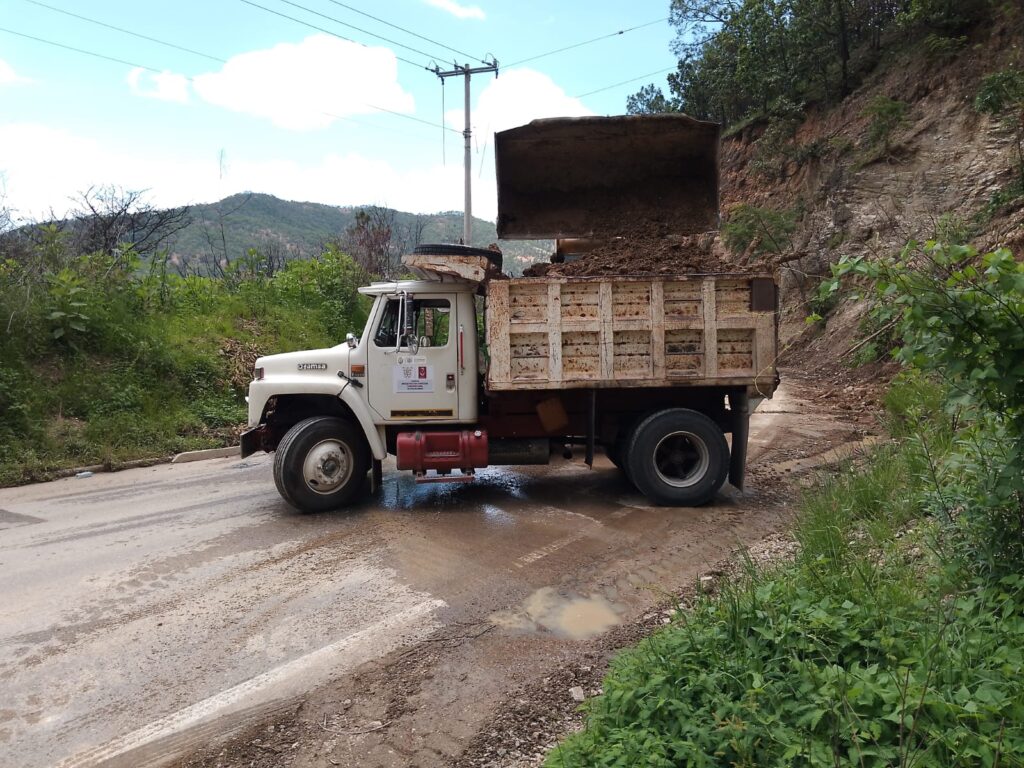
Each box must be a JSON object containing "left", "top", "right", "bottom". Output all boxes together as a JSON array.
[
  {"left": 0, "top": 245, "right": 369, "bottom": 484},
  {"left": 547, "top": 375, "right": 1024, "bottom": 767}
]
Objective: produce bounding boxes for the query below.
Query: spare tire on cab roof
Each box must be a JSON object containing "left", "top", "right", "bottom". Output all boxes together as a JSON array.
[{"left": 413, "top": 243, "right": 502, "bottom": 270}]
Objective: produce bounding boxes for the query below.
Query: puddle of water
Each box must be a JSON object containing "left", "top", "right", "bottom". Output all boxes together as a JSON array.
[{"left": 491, "top": 587, "right": 621, "bottom": 640}]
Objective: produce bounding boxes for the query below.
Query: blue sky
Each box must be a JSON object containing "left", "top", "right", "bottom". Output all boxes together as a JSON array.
[{"left": 0, "top": 0, "right": 677, "bottom": 223}]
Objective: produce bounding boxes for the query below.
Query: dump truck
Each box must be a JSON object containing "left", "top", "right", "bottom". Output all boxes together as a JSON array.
[{"left": 242, "top": 114, "right": 779, "bottom": 511}]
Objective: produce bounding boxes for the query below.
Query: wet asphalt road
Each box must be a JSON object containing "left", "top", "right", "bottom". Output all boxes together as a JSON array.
[{"left": 0, "top": 383, "right": 858, "bottom": 768}]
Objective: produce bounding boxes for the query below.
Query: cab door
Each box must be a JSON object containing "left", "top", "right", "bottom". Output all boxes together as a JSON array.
[{"left": 366, "top": 294, "right": 460, "bottom": 422}]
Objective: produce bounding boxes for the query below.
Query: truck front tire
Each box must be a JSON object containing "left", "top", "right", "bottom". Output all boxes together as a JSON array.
[
  {"left": 626, "top": 409, "right": 729, "bottom": 506},
  {"left": 273, "top": 416, "right": 370, "bottom": 512}
]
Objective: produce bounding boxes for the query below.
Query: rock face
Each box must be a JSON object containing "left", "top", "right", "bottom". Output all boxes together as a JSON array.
[{"left": 714, "top": 23, "right": 1023, "bottom": 362}]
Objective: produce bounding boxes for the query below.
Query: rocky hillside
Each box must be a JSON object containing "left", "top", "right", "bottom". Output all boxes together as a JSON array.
[{"left": 711, "top": 20, "right": 1023, "bottom": 363}]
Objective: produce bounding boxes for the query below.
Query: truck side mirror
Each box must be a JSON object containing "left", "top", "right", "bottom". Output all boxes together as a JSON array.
[
  {"left": 346, "top": 332, "right": 357, "bottom": 349},
  {"left": 402, "top": 293, "right": 416, "bottom": 340},
  {"left": 395, "top": 292, "right": 418, "bottom": 353}
]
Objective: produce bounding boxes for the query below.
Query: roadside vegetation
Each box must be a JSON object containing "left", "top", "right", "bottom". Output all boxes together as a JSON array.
[
  {"left": 0, "top": 218, "right": 369, "bottom": 485},
  {"left": 547, "top": 242, "right": 1024, "bottom": 766},
  {"left": 629, "top": 0, "right": 995, "bottom": 128}
]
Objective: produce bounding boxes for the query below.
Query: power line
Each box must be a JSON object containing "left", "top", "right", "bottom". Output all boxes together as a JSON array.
[
  {"left": 238, "top": 0, "right": 437, "bottom": 71},
  {"left": 576, "top": 66, "right": 675, "bottom": 98},
  {"left": 504, "top": 17, "right": 668, "bottom": 69},
  {"left": 22, "top": 0, "right": 226, "bottom": 64},
  {"left": 0, "top": 25, "right": 167, "bottom": 74},
  {"left": 322, "top": 0, "right": 487, "bottom": 64},
  {"left": 0, "top": 25, "right": 459, "bottom": 135},
  {"left": 276, "top": 0, "right": 444, "bottom": 61}
]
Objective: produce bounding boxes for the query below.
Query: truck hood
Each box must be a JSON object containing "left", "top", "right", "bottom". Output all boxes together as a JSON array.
[
  {"left": 494, "top": 114, "right": 720, "bottom": 240},
  {"left": 255, "top": 346, "right": 349, "bottom": 378}
]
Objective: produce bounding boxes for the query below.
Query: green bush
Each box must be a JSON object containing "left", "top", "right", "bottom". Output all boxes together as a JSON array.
[
  {"left": 0, "top": 236, "right": 371, "bottom": 483},
  {"left": 974, "top": 69, "right": 1024, "bottom": 115},
  {"left": 863, "top": 95, "right": 908, "bottom": 150},
  {"left": 977, "top": 179, "right": 1024, "bottom": 223},
  {"left": 922, "top": 33, "right": 967, "bottom": 59},
  {"left": 828, "top": 243, "right": 1024, "bottom": 573},
  {"left": 933, "top": 212, "right": 976, "bottom": 244},
  {"left": 548, "top": 371, "right": 1024, "bottom": 767},
  {"left": 550, "top": 570, "right": 1024, "bottom": 768},
  {"left": 722, "top": 204, "right": 796, "bottom": 255},
  {"left": 902, "top": 0, "right": 991, "bottom": 32}
]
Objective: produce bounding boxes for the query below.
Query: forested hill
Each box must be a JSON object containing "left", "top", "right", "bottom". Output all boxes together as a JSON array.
[{"left": 166, "top": 192, "right": 550, "bottom": 274}]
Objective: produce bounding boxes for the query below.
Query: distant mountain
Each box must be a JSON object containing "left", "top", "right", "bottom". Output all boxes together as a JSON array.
[{"left": 166, "top": 193, "right": 551, "bottom": 275}]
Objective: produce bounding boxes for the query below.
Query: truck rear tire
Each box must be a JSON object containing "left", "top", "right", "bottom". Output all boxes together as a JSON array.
[
  {"left": 273, "top": 416, "right": 370, "bottom": 512},
  {"left": 626, "top": 409, "right": 729, "bottom": 506}
]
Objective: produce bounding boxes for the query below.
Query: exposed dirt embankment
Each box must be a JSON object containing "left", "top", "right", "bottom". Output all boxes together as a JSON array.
[{"left": 716, "top": 20, "right": 1024, "bottom": 362}]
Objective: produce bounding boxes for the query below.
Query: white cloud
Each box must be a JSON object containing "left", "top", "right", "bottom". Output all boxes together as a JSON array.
[
  {"left": 0, "top": 123, "right": 470, "bottom": 225},
  {"left": 446, "top": 68, "right": 593, "bottom": 135},
  {"left": 424, "top": 0, "right": 485, "bottom": 20},
  {"left": 127, "top": 68, "right": 190, "bottom": 103},
  {"left": 190, "top": 35, "right": 415, "bottom": 131},
  {"left": 0, "top": 59, "right": 30, "bottom": 86}
]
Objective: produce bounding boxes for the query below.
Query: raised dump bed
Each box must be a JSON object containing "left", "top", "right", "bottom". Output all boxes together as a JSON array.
[{"left": 485, "top": 274, "right": 778, "bottom": 394}]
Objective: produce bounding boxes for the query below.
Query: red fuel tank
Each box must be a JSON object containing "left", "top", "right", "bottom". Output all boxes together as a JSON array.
[{"left": 395, "top": 430, "right": 489, "bottom": 475}]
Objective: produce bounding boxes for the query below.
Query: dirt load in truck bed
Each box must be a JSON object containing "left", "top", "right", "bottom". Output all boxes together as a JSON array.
[{"left": 522, "top": 229, "right": 764, "bottom": 277}]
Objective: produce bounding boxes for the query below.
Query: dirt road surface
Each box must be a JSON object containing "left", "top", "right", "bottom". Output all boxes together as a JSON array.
[{"left": 0, "top": 377, "right": 871, "bottom": 768}]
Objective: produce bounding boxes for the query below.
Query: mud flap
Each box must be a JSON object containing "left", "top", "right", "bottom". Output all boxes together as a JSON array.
[
  {"left": 240, "top": 425, "right": 267, "bottom": 459},
  {"left": 585, "top": 389, "right": 596, "bottom": 468},
  {"left": 728, "top": 390, "right": 750, "bottom": 491},
  {"left": 370, "top": 459, "right": 383, "bottom": 493}
]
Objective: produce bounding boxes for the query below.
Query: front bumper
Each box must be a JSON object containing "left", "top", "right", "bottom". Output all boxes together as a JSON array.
[{"left": 240, "top": 424, "right": 269, "bottom": 459}]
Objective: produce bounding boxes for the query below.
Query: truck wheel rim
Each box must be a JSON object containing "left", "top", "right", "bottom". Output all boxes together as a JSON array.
[
  {"left": 303, "top": 439, "right": 352, "bottom": 495},
  {"left": 653, "top": 431, "right": 710, "bottom": 488}
]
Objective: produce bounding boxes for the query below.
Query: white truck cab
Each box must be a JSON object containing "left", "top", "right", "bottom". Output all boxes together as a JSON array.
[{"left": 243, "top": 277, "right": 482, "bottom": 510}]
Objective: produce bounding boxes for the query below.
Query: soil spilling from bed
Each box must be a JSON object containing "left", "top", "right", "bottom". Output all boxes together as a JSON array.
[{"left": 521, "top": 221, "right": 771, "bottom": 278}]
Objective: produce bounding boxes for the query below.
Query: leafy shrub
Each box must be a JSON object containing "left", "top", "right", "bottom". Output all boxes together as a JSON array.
[
  {"left": 863, "top": 95, "right": 908, "bottom": 150},
  {"left": 933, "top": 211, "right": 975, "bottom": 244},
  {"left": 722, "top": 204, "right": 796, "bottom": 255},
  {"left": 975, "top": 68, "right": 1024, "bottom": 190},
  {"left": 828, "top": 243, "right": 1024, "bottom": 574},
  {"left": 0, "top": 366, "right": 35, "bottom": 439},
  {"left": 902, "top": 0, "right": 991, "bottom": 32},
  {"left": 0, "top": 233, "right": 371, "bottom": 482},
  {"left": 974, "top": 69, "right": 1024, "bottom": 115},
  {"left": 750, "top": 99, "right": 807, "bottom": 178},
  {"left": 550, "top": 552, "right": 1024, "bottom": 767},
  {"left": 830, "top": 244, "right": 1024, "bottom": 433},
  {"left": 976, "top": 179, "right": 1024, "bottom": 222},
  {"left": 922, "top": 32, "right": 967, "bottom": 59}
]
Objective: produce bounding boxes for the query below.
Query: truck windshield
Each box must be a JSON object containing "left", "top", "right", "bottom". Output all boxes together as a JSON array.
[{"left": 374, "top": 298, "right": 451, "bottom": 348}]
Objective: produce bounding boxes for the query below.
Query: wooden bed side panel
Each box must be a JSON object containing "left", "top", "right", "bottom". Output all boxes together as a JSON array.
[{"left": 484, "top": 274, "right": 778, "bottom": 393}]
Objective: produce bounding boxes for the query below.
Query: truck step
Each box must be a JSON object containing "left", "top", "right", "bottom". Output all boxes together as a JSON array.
[{"left": 414, "top": 471, "right": 476, "bottom": 484}]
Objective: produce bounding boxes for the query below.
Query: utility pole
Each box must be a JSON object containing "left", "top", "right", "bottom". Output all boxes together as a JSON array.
[{"left": 432, "top": 58, "right": 498, "bottom": 245}]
